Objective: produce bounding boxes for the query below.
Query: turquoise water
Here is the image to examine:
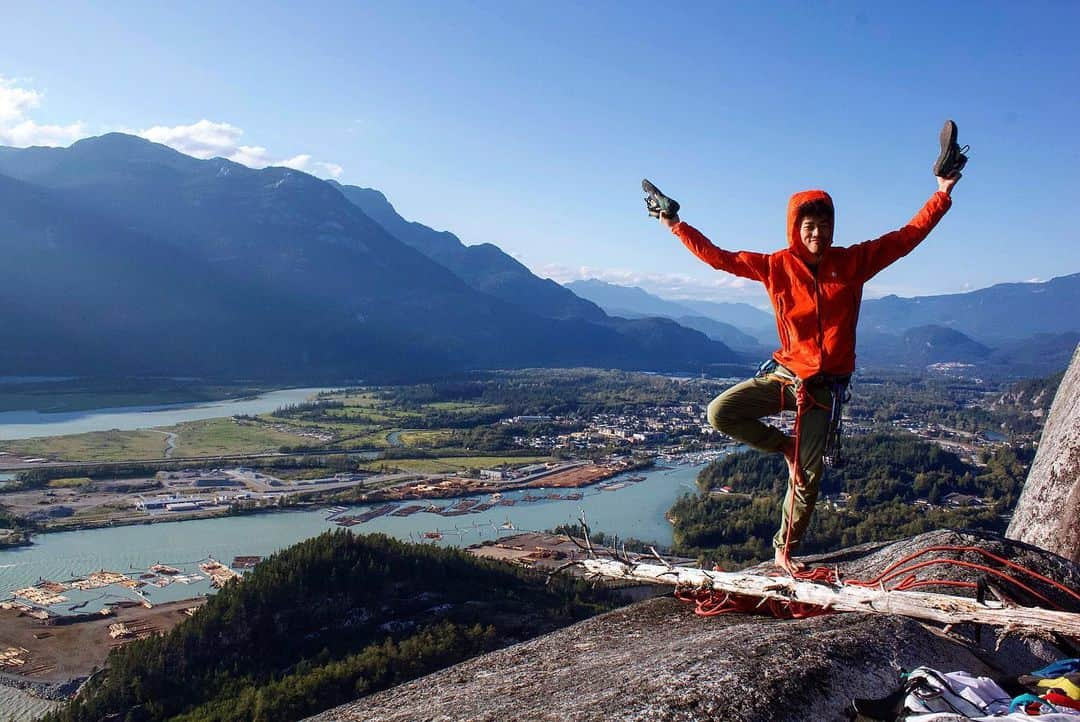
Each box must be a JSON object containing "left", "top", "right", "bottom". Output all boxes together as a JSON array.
[
  {"left": 0, "top": 388, "right": 333, "bottom": 440},
  {"left": 0, "top": 462, "right": 709, "bottom": 604}
]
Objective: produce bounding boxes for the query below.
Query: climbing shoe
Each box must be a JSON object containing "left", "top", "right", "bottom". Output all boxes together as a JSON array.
[
  {"left": 933, "top": 119, "right": 969, "bottom": 178},
  {"left": 642, "top": 179, "right": 680, "bottom": 219}
]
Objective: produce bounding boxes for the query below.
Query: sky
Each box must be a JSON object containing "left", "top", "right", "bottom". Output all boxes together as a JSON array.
[{"left": 1, "top": 1, "right": 1078, "bottom": 308}]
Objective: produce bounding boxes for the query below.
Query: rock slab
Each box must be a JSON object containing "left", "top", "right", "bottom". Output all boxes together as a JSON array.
[
  {"left": 308, "top": 531, "right": 1077, "bottom": 722},
  {"left": 1008, "top": 342, "right": 1080, "bottom": 562}
]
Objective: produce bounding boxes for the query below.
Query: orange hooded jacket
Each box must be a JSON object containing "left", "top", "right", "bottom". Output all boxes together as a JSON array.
[{"left": 672, "top": 190, "right": 952, "bottom": 380}]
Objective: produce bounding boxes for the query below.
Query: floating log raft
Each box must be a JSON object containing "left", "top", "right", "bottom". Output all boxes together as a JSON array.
[{"left": 581, "top": 559, "right": 1080, "bottom": 638}]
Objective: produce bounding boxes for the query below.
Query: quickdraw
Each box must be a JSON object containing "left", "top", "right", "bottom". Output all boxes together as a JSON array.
[{"left": 822, "top": 376, "right": 851, "bottom": 468}]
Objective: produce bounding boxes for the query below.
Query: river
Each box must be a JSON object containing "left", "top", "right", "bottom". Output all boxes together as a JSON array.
[
  {"left": 0, "top": 387, "right": 333, "bottom": 440},
  {"left": 0, "top": 460, "right": 709, "bottom": 597}
]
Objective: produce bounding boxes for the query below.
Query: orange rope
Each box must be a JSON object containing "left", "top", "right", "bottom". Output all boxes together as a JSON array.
[
  {"left": 780, "top": 381, "right": 829, "bottom": 554},
  {"left": 678, "top": 545, "right": 1080, "bottom": 619}
]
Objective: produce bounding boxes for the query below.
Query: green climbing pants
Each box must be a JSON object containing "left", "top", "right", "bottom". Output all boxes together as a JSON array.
[{"left": 706, "top": 364, "right": 833, "bottom": 553}]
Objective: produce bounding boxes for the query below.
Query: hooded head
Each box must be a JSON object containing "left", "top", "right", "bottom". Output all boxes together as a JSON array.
[{"left": 787, "top": 189, "right": 834, "bottom": 264}]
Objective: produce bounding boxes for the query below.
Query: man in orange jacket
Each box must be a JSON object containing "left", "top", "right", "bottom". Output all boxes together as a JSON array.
[{"left": 648, "top": 145, "right": 962, "bottom": 572}]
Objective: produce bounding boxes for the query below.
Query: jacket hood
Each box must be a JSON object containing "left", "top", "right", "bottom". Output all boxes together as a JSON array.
[{"left": 787, "top": 189, "right": 834, "bottom": 263}]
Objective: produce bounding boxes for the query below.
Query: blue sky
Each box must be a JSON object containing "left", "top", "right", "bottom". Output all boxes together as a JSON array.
[{"left": 2, "top": 1, "right": 1077, "bottom": 307}]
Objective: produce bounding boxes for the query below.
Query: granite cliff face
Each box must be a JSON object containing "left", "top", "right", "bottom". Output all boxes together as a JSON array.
[
  {"left": 1007, "top": 343, "right": 1080, "bottom": 562},
  {"left": 307, "top": 531, "right": 1080, "bottom": 722}
]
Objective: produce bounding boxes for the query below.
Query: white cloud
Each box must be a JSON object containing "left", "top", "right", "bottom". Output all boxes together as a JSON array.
[
  {"left": 0, "top": 76, "right": 345, "bottom": 178},
  {"left": 315, "top": 161, "right": 343, "bottom": 178},
  {"left": 0, "top": 78, "right": 40, "bottom": 122},
  {"left": 136, "top": 119, "right": 343, "bottom": 179},
  {"left": 0, "top": 75, "right": 86, "bottom": 147},
  {"left": 1, "top": 119, "right": 87, "bottom": 147},
  {"left": 138, "top": 118, "right": 244, "bottom": 158},
  {"left": 278, "top": 154, "right": 312, "bottom": 171},
  {"left": 536, "top": 263, "right": 770, "bottom": 307}
]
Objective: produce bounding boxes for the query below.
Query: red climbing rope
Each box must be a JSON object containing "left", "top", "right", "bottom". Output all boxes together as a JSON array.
[
  {"left": 777, "top": 377, "right": 829, "bottom": 563},
  {"left": 674, "top": 586, "right": 832, "bottom": 619},
  {"left": 842, "top": 545, "right": 1080, "bottom": 609},
  {"left": 677, "top": 544, "right": 1080, "bottom": 619}
]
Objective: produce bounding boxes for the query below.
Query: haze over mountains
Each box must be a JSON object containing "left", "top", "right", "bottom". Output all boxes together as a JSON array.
[
  {"left": 568, "top": 275, "right": 1080, "bottom": 376},
  {"left": 0, "top": 132, "right": 1074, "bottom": 382},
  {"left": 565, "top": 279, "right": 774, "bottom": 353},
  {"left": 0, "top": 134, "right": 740, "bottom": 381}
]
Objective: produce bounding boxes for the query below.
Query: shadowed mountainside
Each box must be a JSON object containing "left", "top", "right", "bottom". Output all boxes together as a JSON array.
[
  {"left": 332, "top": 183, "right": 605, "bottom": 323},
  {"left": 0, "top": 135, "right": 741, "bottom": 380},
  {"left": 332, "top": 183, "right": 747, "bottom": 365}
]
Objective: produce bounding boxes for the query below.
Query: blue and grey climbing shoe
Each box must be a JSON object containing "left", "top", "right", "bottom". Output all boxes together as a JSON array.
[
  {"left": 642, "top": 179, "right": 680, "bottom": 220},
  {"left": 933, "top": 120, "right": 969, "bottom": 178}
]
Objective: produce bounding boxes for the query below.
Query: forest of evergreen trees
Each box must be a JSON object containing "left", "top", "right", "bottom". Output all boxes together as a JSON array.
[
  {"left": 670, "top": 433, "right": 1033, "bottom": 565},
  {"left": 43, "top": 532, "right": 616, "bottom": 722}
]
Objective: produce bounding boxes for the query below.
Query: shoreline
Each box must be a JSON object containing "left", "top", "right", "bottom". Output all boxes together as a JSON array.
[
  {"left": 0, "top": 597, "right": 206, "bottom": 697},
  {"left": 8, "top": 460, "right": 664, "bottom": 545},
  {"left": 0, "top": 670, "right": 83, "bottom": 701}
]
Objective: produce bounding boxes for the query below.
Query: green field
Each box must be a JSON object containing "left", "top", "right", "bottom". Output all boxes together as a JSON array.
[
  {"left": 47, "top": 477, "right": 93, "bottom": 488},
  {"left": 398, "top": 430, "right": 456, "bottom": 447},
  {"left": 0, "top": 418, "right": 318, "bottom": 462},
  {"left": 0, "top": 429, "right": 173, "bottom": 462},
  {"left": 168, "top": 418, "right": 317, "bottom": 457},
  {"left": 0, "top": 378, "right": 531, "bottom": 465}
]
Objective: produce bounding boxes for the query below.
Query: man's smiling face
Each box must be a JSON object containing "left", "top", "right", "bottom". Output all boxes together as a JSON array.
[{"left": 799, "top": 215, "right": 834, "bottom": 262}]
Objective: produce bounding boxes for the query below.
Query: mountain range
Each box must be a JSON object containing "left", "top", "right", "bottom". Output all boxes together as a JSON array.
[
  {"left": 566, "top": 275, "right": 1080, "bottom": 376},
  {"left": 564, "top": 279, "right": 773, "bottom": 353},
  {"left": 1, "top": 132, "right": 1074, "bottom": 381},
  {"left": 0, "top": 134, "right": 742, "bottom": 381}
]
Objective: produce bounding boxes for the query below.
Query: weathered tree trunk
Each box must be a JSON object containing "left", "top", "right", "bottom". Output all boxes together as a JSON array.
[
  {"left": 581, "top": 559, "right": 1080, "bottom": 637},
  {"left": 1007, "top": 343, "right": 1080, "bottom": 563}
]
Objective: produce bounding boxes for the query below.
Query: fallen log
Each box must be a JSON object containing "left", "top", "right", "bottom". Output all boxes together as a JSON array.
[{"left": 581, "top": 559, "right": 1080, "bottom": 637}]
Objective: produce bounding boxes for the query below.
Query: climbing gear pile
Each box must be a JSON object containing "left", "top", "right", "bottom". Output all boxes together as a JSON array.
[
  {"left": 848, "top": 659, "right": 1080, "bottom": 720},
  {"left": 642, "top": 178, "right": 680, "bottom": 219},
  {"left": 933, "top": 119, "right": 970, "bottom": 179}
]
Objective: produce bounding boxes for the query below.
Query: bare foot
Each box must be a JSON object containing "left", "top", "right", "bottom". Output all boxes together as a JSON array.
[{"left": 774, "top": 548, "right": 806, "bottom": 574}]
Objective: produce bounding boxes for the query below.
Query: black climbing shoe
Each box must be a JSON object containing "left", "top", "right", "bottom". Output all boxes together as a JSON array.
[
  {"left": 933, "top": 119, "right": 969, "bottom": 178},
  {"left": 642, "top": 179, "right": 680, "bottom": 219}
]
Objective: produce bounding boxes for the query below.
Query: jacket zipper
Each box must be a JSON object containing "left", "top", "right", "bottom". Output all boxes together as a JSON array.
[
  {"left": 776, "top": 297, "right": 790, "bottom": 349},
  {"left": 813, "top": 269, "right": 824, "bottom": 372}
]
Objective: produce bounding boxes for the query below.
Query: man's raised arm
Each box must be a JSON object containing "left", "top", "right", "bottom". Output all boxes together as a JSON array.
[
  {"left": 851, "top": 175, "right": 959, "bottom": 282},
  {"left": 661, "top": 213, "right": 769, "bottom": 282}
]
